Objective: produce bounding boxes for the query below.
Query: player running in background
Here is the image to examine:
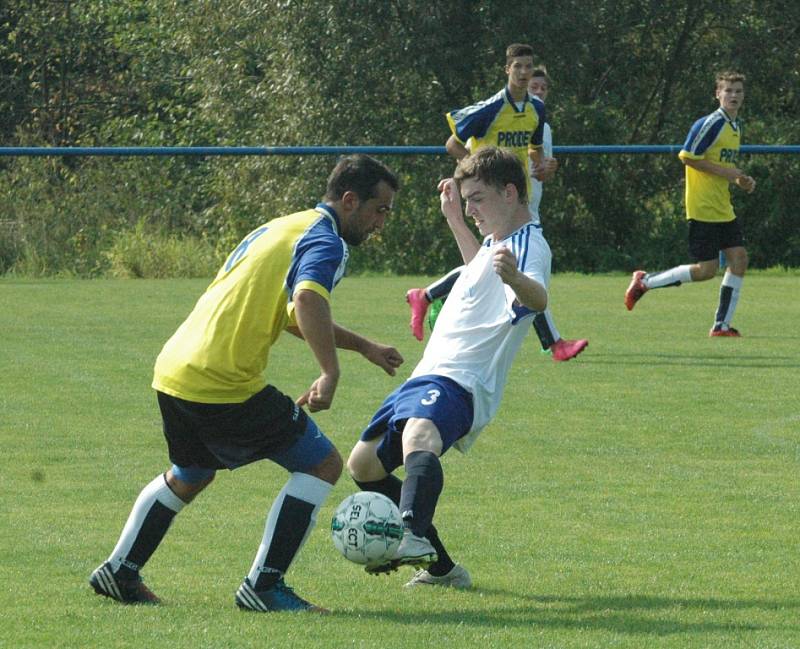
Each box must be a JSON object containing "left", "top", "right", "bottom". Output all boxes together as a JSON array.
[
  {"left": 89, "top": 155, "right": 403, "bottom": 612},
  {"left": 625, "top": 71, "right": 756, "bottom": 336},
  {"left": 406, "top": 55, "right": 587, "bottom": 361},
  {"left": 525, "top": 66, "right": 587, "bottom": 359},
  {"left": 348, "top": 147, "right": 550, "bottom": 589}
]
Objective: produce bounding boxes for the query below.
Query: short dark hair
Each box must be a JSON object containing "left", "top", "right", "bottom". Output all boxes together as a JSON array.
[
  {"left": 454, "top": 146, "right": 528, "bottom": 204},
  {"left": 532, "top": 65, "right": 551, "bottom": 85},
  {"left": 716, "top": 70, "right": 745, "bottom": 89},
  {"left": 506, "top": 43, "right": 534, "bottom": 63},
  {"left": 324, "top": 154, "right": 399, "bottom": 202}
]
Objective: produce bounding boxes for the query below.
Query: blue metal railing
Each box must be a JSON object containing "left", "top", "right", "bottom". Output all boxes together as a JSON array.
[{"left": 1, "top": 145, "right": 798, "bottom": 157}]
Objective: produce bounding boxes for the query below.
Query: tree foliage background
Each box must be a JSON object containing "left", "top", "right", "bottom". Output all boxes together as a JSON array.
[{"left": 1, "top": 0, "right": 798, "bottom": 276}]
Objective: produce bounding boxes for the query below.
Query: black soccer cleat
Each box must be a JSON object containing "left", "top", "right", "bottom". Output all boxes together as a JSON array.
[{"left": 89, "top": 561, "right": 161, "bottom": 604}]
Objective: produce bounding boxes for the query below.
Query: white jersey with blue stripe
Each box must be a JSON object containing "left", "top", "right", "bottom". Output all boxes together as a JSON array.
[{"left": 410, "top": 221, "right": 551, "bottom": 452}]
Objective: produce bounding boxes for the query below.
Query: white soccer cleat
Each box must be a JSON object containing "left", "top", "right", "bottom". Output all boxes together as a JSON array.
[
  {"left": 365, "top": 529, "right": 437, "bottom": 575},
  {"left": 404, "top": 563, "right": 473, "bottom": 590}
]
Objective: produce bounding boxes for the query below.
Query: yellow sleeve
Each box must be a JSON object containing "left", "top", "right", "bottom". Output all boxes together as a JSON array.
[
  {"left": 445, "top": 113, "right": 465, "bottom": 144},
  {"left": 679, "top": 149, "right": 703, "bottom": 161},
  {"left": 285, "top": 280, "right": 331, "bottom": 326}
]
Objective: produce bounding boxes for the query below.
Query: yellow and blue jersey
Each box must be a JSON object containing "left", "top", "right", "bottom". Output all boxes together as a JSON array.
[
  {"left": 446, "top": 87, "right": 545, "bottom": 197},
  {"left": 678, "top": 108, "right": 741, "bottom": 222},
  {"left": 153, "top": 204, "right": 348, "bottom": 403}
]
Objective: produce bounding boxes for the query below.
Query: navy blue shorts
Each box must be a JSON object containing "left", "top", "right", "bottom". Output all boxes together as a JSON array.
[
  {"left": 688, "top": 218, "right": 744, "bottom": 262},
  {"left": 158, "top": 384, "right": 325, "bottom": 471},
  {"left": 359, "top": 375, "right": 473, "bottom": 473}
]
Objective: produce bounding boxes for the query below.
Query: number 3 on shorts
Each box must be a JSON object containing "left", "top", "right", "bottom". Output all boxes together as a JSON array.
[{"left": 421, "top": 389, "right": 440, "bottom": 406}]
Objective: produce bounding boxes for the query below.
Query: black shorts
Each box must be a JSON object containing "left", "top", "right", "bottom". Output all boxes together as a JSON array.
[
  {"left": 688, "top": 218, "right": 744, "bottom": 262},
  {"left": 157, "top": 385, "right": 308, "bottom": 470}
]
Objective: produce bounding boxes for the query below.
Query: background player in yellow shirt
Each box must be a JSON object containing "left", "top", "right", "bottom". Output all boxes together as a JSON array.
[
  {"left": 443, "top": 43, "right": 548, "bottom": 185},
  {"left": 406, "top": 49, "right": 585, "bottom": 361},
  {"left": 625, "top": 71, "right": 756, "bottom": 336},
  {"left": 90, "top": 155, "right": 403, "bottom": 612}
]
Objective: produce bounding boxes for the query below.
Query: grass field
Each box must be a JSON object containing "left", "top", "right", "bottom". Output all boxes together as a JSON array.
[{"left": 1, "top": 272, "right": 798, "bottom": 648}]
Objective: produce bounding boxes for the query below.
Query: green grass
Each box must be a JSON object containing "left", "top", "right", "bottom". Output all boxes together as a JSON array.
[{"left": 1, "top": 273, "right": 798, "bottom": 648}]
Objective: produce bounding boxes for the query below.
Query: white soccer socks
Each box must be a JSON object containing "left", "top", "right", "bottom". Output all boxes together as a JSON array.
[
  {"left": 643, "top": 264, "right": 693, "bottom": 289},
  {"left": 714, "top": 270, "right": 743, "bottom": 328}
]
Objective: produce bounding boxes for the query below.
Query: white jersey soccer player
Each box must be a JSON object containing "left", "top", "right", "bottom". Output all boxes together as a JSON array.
[
  {"left": 348, "top": 147, "right": 551, "bottom": 590},
  {"left": 406, "top": 63, "right": 587, "bottom": 363},
  {"left": 412, "top": 228, "right": 550, "bottom": 452}
]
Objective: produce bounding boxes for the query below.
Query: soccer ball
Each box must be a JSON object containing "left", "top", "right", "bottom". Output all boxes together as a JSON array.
[{"left": 331, "top": 491, "right": 404, "bottom": 565}]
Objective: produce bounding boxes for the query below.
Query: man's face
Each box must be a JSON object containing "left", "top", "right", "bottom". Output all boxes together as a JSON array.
[
  {"left": 505, "top": 56, "right": 534, "bottom": 92},
  {"left": 459, "top": 177, "right": 512, "bottom": 238},
  {"left": 528, "top": 76, "right": 549, "bottom": 102},
  {"left": 716, "top": 81, "right": 744, "bottom": 114},
  {"left": 342, "top": 180, "right": 395, "bottom": 246}
]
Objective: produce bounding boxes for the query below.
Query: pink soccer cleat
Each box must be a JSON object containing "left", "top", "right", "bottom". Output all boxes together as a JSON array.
[
  {"left": 550, "top": 338, "right": 589, "bottom": 362},
  {"left": 709, "top": 325, "right": 741, "bottom": 337},
  {"left": 406, "top": 288, "right": 431, "bottom": 342},
  {"left": 625, "top": 270, "right": 648, "bottom": 311}
]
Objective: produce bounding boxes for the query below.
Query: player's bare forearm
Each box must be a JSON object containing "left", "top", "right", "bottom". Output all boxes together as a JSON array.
[
  {"left": 331, "top": 324, "right": 404, "bottom": 376},
  {"left": 293, "top": 289, "right": 340, "bottom": 379},
  {"left": 450, "top": 222, "right": 481, "bottom": 264},
  {"left": 539, "top": 157, "right": 559, "bottom": 181},
  {"left": 439, "top": 177, "right": 480, "bottom": 263},
  {"left": 682, "top": 157, "right": 756, "bottom": 192},
  {"left": 493, "top": 247, "right": 548, "bottom": 311},
  {"left": 506, "top": 271, "right": 548, "bottom": 312},
  {"left": 445, "top": 135, "right": 469, "bottom": 161},
  {"left": 285, "top": 325, "right": 303, "bottom": 339},
  {"left": 331, "top": 323, "right": 368, "bottom": 352},
  {"left": 529, "top": 147, "right": 551, "bottom": 181}
]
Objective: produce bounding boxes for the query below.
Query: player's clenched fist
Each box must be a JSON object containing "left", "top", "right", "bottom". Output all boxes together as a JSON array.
[{"left": 492, "top": 246, "right": 519, "bottom": 284}]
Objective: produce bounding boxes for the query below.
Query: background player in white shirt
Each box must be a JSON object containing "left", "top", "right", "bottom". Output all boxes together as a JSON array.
[
  {"left": 348, "top": 147, "right": 550, "bottom": 588},
  {"left": 526, "top": 67, "right": 588, "bottom": 360}
]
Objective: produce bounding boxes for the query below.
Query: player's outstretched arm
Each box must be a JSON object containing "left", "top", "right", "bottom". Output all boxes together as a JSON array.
[
  {"left": 493, "top": 247, "right": 548, "bottom": 312},
  {"left": 331, "top": 323, "right": 404, "bottom": 376}
]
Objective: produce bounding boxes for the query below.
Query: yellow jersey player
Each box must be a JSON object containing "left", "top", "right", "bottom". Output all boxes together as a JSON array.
[
  {"left": 444, "top": 43, "right": 547, "bottom": 200},
  {"left": 90, "top": 155, "right": 404, "bottom": 612},
  {"left": 625, "top": 71, "right": 755, "bottom": 336}
]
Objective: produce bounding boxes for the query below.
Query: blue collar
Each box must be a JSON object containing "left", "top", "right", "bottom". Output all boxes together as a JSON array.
[{"left": 316, "top": 203, "right": 342, "bottom": 234}]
